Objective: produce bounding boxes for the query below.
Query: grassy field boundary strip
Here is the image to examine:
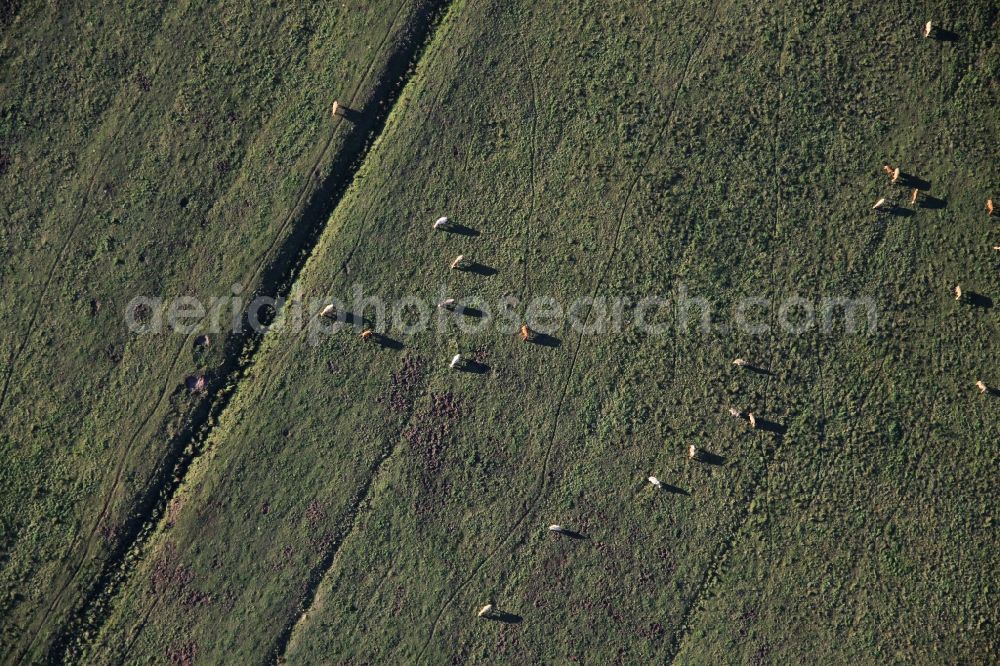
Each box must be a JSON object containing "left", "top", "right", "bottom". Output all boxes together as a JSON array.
[
  {"left": 267, "top": 2, "right": 461, "bottom": 660},
  {"left": 75, "top": 0, "right": 421, "bottom": 587},
  {"left": 519, "top": 22, "right": 539, "bottom": 300},
  {"left": 259, "top": 0, "right": 458, "bottom": 368},
  {"left": 34, "top": 2, "right": 455, "bottom": 663},
  {"left": 114, "top": 0, "right": 464, "bottom": 658},
  {"left": 249, "top": 6, "right": 470, "bottom": 656},
  {"left": 240, "top": 0, "right": 416, "bottom": 293},
  {"left": 56, "top": 0, "right": 441, "bottom": 657}
]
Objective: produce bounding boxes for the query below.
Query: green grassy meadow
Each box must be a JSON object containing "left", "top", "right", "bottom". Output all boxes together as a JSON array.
[
  {"left": 0, "top": 0, "right": 434, "bottom": 661},
  {"left": 1, "top": 0, "right": 998, "bottom": 663}
]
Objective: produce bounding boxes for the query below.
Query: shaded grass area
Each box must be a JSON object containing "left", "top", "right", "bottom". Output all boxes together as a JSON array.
[{"left": 4, "top": 0, "right": 999, "bottom": 663}]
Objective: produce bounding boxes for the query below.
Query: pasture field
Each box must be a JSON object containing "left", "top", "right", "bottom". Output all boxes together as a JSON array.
[
  {"left": 0, "top": 0, "right": 439, "bottom": 661},
  {"left": 2, "top": 0, "right": 998, "bottom": 663}
]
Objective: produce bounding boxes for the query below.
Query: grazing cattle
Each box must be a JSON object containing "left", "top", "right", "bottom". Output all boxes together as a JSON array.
[
  {"left": 748, "top": 412, "right": 757, "bottom": 429},
  {"left": 548, "top": 524, "right": 566, "bottom": 533},
  {"left": 873, "top": 198, "right": 891, "bottom": 212},
  {"left": 478, "top": 604, "right": 494, "bottom": 618},
  {"left": 450, "top": 353, "right": 463, "bottom": 368},
  {"left": 688, "top": 445, "right": 699, "bottom": 460},
  {"left": 733, "top": 358, "right": 749, "bottom": 367},
  {"left": 987, "top": 199, "right": 995, "bottom": 216},
  {"left": 450, "top": 255, "right": 469, "bottom": 270},
  {"left": 882, "top": 164, "right": 896, "bottom": 176},
  {"left": 922, "top": 20, "right": 934, "bottom": 38},
  {"left": 361, "top": 329, "right": 375, "bottom": 341},
  {"left": 438, "top": 298, "right": 457, "bottom": 310},
  {"left": 434, "top": 216, "right": 449, "bottom": 230},
  {"left": 910, "top": 188, "right": 920, "bottom": 205},
  {"left": 648, "top": 476, "right": 662, "bottom": 489},
  {"left": 976, "top": 380, "right": 989, "bottom": 394},
  {"left": 321, "top": 304, "right": 337, "bottom": 318},
  {"left": 729, "top": 407, "right": 742, "bottom": 418},
  {"left": 519, "top": 324, "right": 533, "bottom": 342},
  {"left": 954, "top": 285, "right": 963, "bottom": 301}
]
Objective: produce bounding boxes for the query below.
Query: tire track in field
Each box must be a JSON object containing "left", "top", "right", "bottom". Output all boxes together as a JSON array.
[
  {"left": 17, "top": 326, "right": 195, "bottom": 665},
  {"left": 416, "top": 5, "right": 722, "bottom": 657},
  {"left": 519, "top": 24, "right": 539, "bottom": 301},
  {"left": 271, "top": 10, "right": 468, "bottom": 660},
  {"left": 268, "top": 388, "right": 428, "bottom": 663},
  {"left": 4, "top": 12, "right": 185, "bottom": 664},
  {"left": 271, "top": 403, "right": 423, "bottom": 663},
  {"left": 32, "top": 332, "right": 195, "bottom": 659},
  {"left": 0, "top": 6, "right": 174, "bottom": 429}
]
